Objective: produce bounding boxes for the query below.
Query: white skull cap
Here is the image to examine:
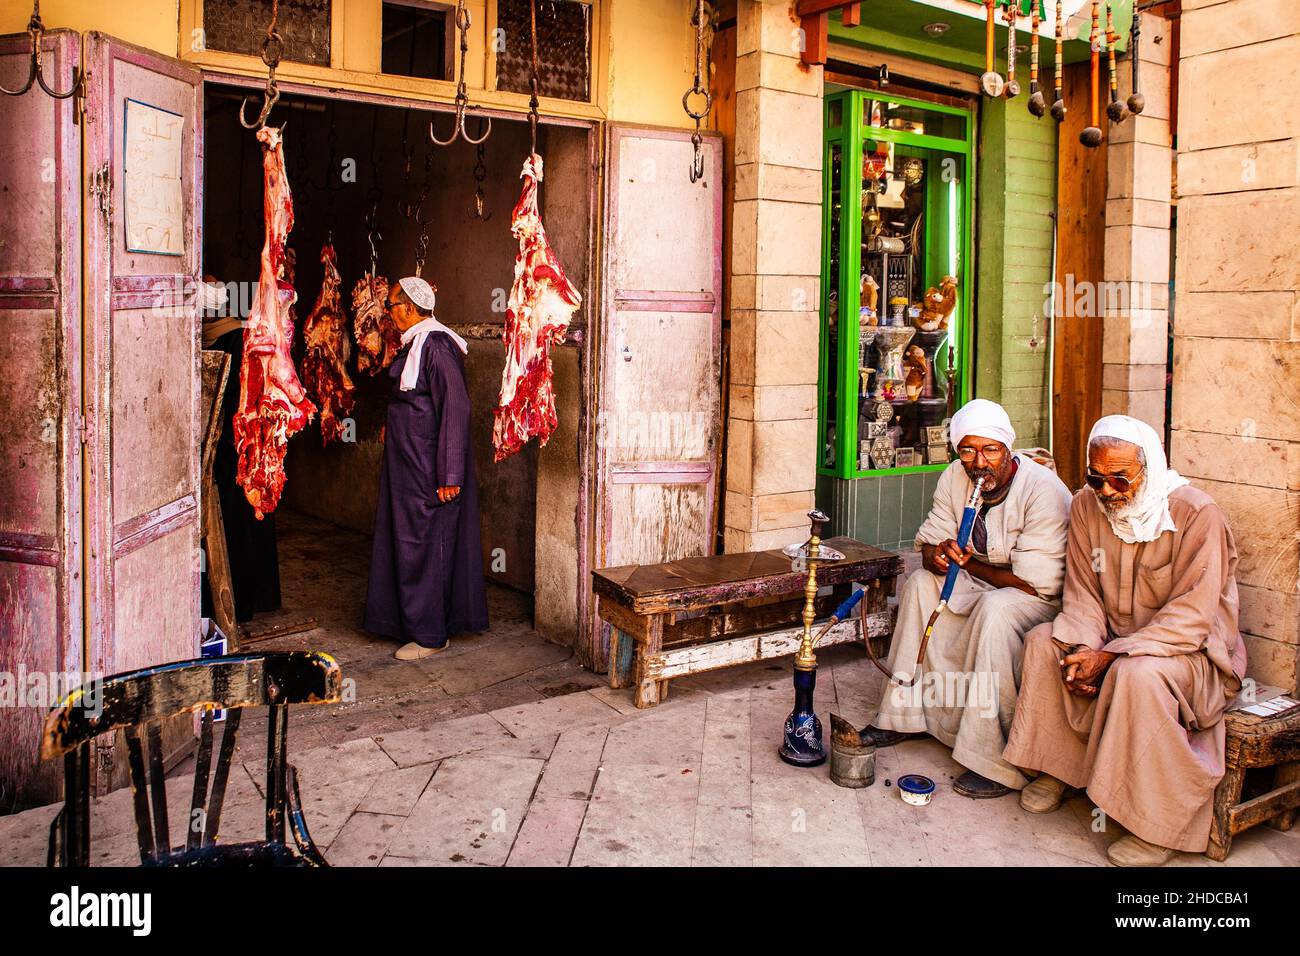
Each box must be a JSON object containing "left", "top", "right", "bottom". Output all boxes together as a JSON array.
[{"left": 398, "top": 276, "right": 437, "bottom": 312}]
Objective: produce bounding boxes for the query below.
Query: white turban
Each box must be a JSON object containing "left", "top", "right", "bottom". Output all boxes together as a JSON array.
[
  {"left": 1088, "top": 414, "right": 1189, "bottom": 544},
  {"left": 395, "top": 276, "right": 469, "bottom": 391},
  {"left": 949, "top": 398, "right": 1015, "bottom": 452}
]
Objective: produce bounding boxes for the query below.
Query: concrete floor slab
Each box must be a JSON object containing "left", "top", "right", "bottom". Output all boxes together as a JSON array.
[
  {"left": 488, "top": 691, "right": 624, "bottom": 738},
  {"left": 374, "top": 712, "right": 515, "bottom": 768},
  {"left": 356, "top": 763, "right": 438, "bottom": 816},
  {"left": 325, "top": 811, "right": 407, "bottom": 867},
  {"left": 389, "top": 753, "right": 543, "bottom": 866},
  {"left": 506, "top": 796, "right": 588, "bottom": 867}
]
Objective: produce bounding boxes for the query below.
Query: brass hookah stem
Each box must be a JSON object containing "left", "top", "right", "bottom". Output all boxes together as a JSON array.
[{"left": 795, "top": 534, "right": 822, "bottom": 671}]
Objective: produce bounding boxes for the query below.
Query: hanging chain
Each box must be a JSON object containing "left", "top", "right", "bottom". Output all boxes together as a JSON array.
[
  {"left": 472, "top": 141, "right": 492, "bottom": 221},
  {"left": 365, "top": 110, "right": 383, "bottom": 277},
  {"left": 413, "top": 149, "right": 433, "bottom": 275},
  {"left": 528, "top": 0, "right": 540, "bottom": 156},
  {"left": 238, "top": 0, "right": 283, "bottom": 129},
  {"left": 682, "top": 0, "right": 714, "bottom": 183},
  {"left": 431, "top": 0, "right": 491, "bottom": 146},
  {"left": 1, "top": 1, "right": 84, "bottom": 100}
]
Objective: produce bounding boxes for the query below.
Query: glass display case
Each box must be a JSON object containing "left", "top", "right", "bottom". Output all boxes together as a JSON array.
[{"left": 818, "top": 90, "right": 974, "bottom": 478}]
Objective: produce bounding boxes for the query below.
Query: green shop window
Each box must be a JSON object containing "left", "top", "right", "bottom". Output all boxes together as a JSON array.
[{"left": 819, "top": 90, "right": 974, "bottom": 479}]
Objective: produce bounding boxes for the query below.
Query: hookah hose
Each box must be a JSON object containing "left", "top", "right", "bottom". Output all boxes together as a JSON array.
[{"left": 855, "top": 482, "right": 985, "bottom": 686}]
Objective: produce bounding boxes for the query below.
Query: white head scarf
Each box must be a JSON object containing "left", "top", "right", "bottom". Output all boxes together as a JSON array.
[
  {"left": 1088, "top": 414, "right": 1189, "bottom": 544},
  {"left": 395, "top": 276, "right": 468, "bottom": 391},
  {"left": 949, "top": 398, "right": 1016, "bottom": 452}
]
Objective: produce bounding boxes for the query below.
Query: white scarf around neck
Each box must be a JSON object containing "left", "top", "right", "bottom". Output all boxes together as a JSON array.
[
  {"left": 1089, "top": 414, "right": 1189, "bottom": 544},
  {"left": 399, "top": 316, "right": 469, "bottom": 391}
]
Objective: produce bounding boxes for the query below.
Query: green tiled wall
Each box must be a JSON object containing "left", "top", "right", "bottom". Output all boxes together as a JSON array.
[{"left": 817, "top": 470, "right": 944, "bottom": 554}]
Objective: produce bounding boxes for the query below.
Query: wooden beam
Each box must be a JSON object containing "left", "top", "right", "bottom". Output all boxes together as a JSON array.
[
  {"left": 795, "top": 1, "right": 862, "bottom": 67},
  {"left": 795, "top": 0, "right": 854, "bottom": 14},
  {"left": 802, "top": 11, "right": 828, "bottom": 66}
]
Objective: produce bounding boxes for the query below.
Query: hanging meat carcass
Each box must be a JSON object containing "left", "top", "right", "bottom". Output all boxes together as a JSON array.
[
  {"left": 492, "top": 153, "right": 582, "bottom": 463},
  {"left": 301, "top": 243, "right": 356, "bottom": 444},
  {"left": 352, "top": 274, "right": 400, "bottom": 374},
  {"left": 233, "top": 125, "right": 317, "bottom": 519}
]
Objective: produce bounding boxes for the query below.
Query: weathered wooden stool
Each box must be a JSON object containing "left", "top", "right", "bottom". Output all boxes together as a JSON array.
[
  {"left": 1207, "top": 705, "right": 1300, "bottom": 861},
  {"left": 592, "top": 537, "right": 902, "bottom": 708}
]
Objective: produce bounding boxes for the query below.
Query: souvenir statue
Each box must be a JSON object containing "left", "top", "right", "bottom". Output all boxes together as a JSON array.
[
  {"left": 917, "top": 275, "right": 958, "bottom": 331},
  {"left": 903, "top": 344, "right": 929, "bottom": 402}
]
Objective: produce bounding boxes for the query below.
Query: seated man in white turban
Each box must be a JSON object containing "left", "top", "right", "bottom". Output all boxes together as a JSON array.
[
  {"left": 1005, "top": 415, "right": 1247, "bottom": 866},
  {"left": 860, "top": 399, "right": 1072, "bottom": 799}
]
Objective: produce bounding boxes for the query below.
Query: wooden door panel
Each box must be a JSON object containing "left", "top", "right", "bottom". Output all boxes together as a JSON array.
[
  {"left": 0, "top": 29, "right": 82, "bottom": 808},
  {"left": 605, "top": 483, "right": 710, "bottom": 569},
  {"left": 609, "top": 308, "right": 716, "bottom": 462},
  {"left": 591, "top": 125, "right": 723, "bottom": 670},
  {"left": 83, "top": 33, "right": 202, "bottom": 792},
  {"left": 610, "top": 135, "right": 716, "bottom": 295},
  {"left": 110, "top": 303, "right": 199, "bottom": 519},
  {"left": 0, "top": 307, "right": 62, "bottom": 534}
]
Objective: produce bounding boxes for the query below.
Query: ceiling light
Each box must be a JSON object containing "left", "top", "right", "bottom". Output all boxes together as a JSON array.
[{"left": 923, "top": 22, "right": 950, "bottom": 37}]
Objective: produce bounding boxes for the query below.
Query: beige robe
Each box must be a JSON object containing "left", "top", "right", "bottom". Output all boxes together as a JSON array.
[
  {"left": 874, "top": 457, "right": 1072, "bottom": 789},
  {"left": 1003, "top": 485, "right": 1248, "bottom": 852}
]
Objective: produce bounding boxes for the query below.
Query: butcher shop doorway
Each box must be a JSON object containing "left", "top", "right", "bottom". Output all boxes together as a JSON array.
[{"left": 199, "top": 82, "right": 595, "bottom": 692}]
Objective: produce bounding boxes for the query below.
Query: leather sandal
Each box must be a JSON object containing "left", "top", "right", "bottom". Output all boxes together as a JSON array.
[
  {"left": 953, "top": 769, "right": 1013, "bottom": 799},
  {"left": 1107, "top": 834, "right": 1175, "bottom": 867},
  {"left": 857, "top": 725, "right": 925, "bottom": 748},
  {"left": 395, "top": 640, "right": 450, "bottom": 660},
  {"left": 1020, "top": 773, "right": 1070, "bottom": 813}
]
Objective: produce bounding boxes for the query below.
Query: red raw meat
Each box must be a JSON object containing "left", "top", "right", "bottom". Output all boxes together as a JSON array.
[
  {"left": 352, "top": 274, "right": 399, "bottom": 375},
  {"left": 492, "top": 153, "right": 581, "bottom": 463},
  {"left": 233, "top": 126, "right": 316, "bottom": 519},
  {"left": 301, "top": 243, "right": 356, "bottom": 444}
]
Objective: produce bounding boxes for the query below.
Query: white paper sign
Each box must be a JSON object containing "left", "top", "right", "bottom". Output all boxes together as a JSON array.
[{"left": 124, "top": 98, "right": 184, "bottom": 256}]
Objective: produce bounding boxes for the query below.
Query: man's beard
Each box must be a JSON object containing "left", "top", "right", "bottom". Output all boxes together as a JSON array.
[{"left": 1095, "top": 489, "right": 1135, "bottom": 517}]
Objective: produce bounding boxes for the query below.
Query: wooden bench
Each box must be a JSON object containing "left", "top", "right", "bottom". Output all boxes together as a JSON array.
[
  {"left": 1207, "top": 705, "right": 1300, "bottom": 861},
  {"left": 592, "top": 537, "right": 903, "bottom": 708}
]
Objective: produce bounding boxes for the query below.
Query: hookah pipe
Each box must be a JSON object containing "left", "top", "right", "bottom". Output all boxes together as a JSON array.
[
  {"left": 1105, "top": 1, "right": 1126, "bottom": 123},
  {"left": 1003, "top": 2, "right": 1020, "bottom": 99},
  {"left": 1049, "top": 0, "right": 1066, "bottom": 122},
  {"left": 1127, "top": 14, "right": 1146, "bottom": 115},
  {"left": 979, "top": 0, "right": 1005, "bottom": 98},
  {"left": 844, "top": 481, "right": 983, "bottom": 688},
  {"left": 1080, "top": 0, "right": 1104, "bottom": 147},
  {"left": 1028, "top": 0, "right": 1046, "bottom": 117},
  {"left": 779, "top": 510, "right": 844, "bottom": 768}
]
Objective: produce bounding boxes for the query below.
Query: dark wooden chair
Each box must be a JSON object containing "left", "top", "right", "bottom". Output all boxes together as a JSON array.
[{"left": 41, "top": 652, "right": 342, "bottom": 867}]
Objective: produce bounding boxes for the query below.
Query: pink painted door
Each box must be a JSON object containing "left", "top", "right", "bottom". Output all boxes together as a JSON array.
[
  {"left": 590, "top": 125, "right": 723, "bottom": 668},
  {"left": 0, "top": 29, "right": 83, "bottom": 809},
  {"left": 82, "top": 34, "right": 203, "bottom": 790}
]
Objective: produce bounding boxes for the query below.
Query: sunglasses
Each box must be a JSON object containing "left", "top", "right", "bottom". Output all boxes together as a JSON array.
[{"left": 1085, "top": 467, "right": 1143, "bottom": 493}]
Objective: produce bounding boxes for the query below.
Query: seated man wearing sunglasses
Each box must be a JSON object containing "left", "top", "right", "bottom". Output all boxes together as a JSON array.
[
  {"left": 1005, "top": 415, "right": 1248, "bottom": 866},
  {"left": 861, "top": 399, "right": 1072, "bottom": 800}
]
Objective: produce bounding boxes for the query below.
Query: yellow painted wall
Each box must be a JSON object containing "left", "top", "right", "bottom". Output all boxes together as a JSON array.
[
  {"left": 0, "top": 0, "right": 179, "bottom": 54},
  {"left": 606, "top": 0, "right": 695, "bottom": 129},
  {"left": 4, "top": 0, "right": 698, "bottom": 130}
]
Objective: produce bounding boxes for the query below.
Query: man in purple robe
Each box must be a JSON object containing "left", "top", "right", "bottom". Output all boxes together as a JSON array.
[{"left": 364, "top": 276, "right": 489, "bottom": 659}]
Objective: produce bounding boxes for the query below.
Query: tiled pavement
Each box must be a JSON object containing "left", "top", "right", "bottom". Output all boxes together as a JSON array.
[{"left": 4, "top": 645, "right": 1298, "bottom": 868}]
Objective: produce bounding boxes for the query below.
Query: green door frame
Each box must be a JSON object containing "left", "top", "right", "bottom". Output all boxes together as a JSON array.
[{"left": 818, "top": 88, "right": 977, "bottom": 480}]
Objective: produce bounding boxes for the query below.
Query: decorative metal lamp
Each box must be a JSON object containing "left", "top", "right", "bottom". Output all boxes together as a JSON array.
[{"left": 778, "top": 510, "right": 845, "bottom": 767}]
